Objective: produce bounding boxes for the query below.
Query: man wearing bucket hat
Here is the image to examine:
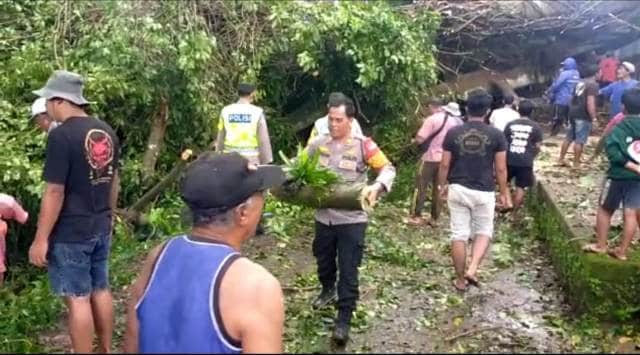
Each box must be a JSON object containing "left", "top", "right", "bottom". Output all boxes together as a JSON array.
[
  {"left": 600, "top": 61, "right": 638, "bottom": 119},
  {"left": 124, "top": 152, "right": 286, "bottom": 353},
  {"left": 30, "top": 97, "right": 59, "bottom": 133},
  {"left": 28, "top": 70, "right": 120, "bottom": 353},
  {"left": 408, "top": 100, "right": 462, "bottom": 226}
]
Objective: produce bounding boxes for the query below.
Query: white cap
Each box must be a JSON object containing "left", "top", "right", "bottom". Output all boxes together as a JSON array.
[
  {"left": 30, "top": 97, "right": 47, "bottom": 118},
  {"left": 622, "top": 61, "right": 636, "bottom": 74}
]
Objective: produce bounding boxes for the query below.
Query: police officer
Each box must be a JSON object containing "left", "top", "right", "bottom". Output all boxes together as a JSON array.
[
  {"left": 306, "top": 96, "right": 396, "bottom": 345},
  {"left": 215, "top": 83, "right": 273, "bottom": 165}
]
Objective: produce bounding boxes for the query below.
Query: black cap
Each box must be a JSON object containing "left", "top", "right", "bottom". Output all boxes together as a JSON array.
[
  {"left": 238, "top": 83, "right": 256, "bottom": 97},
  {"left": 180, "top": 152, "right": 286, "bottom": 215}
]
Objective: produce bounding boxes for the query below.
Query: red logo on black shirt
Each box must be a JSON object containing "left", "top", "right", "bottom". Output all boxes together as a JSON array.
[{"left": 84, "top": 129, "right": 114, "bottom": 183}]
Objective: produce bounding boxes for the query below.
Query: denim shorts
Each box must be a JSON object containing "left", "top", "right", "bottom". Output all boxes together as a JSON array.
[
  {"left": 599, "top": 178, "right": 640, "bottom": 212},
  {"left": 565, "top": 119, "right": 592, "bottom": 145},
  {"left": 47, "top": 232, "right": 111, "bottom": 297}
]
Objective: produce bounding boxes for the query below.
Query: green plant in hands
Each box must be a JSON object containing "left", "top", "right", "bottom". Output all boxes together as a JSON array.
[{"left": 278, "top": 145, "right": 340, "bottom": 190}]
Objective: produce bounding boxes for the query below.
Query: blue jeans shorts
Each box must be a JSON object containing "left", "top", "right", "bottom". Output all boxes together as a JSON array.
[
  {"left": 565, "top": 119, "right": 592, "bottom": 145},
  {"left": 47, "top": 233, "right": 111, "bottom": 297},
  {"left": 599, "top": 178, "right": 640, "bottom": 212}
]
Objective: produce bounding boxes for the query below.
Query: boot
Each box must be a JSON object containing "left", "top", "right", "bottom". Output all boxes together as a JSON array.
[
  {"left": 332, "top": 309, "right": 352, "bottom": 346},
  {"left": 311, "top": 287, "right": 337, "bottom": 309}
]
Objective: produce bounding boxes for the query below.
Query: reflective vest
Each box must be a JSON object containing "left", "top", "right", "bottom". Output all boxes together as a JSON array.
[{"left": 218, "top": 103, "right": 262, "bottom": 159}]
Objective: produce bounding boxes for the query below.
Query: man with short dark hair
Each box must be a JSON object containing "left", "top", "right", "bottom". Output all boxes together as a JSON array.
[
  {"left": 307, "top": 92, "right": 363, "bottom": 144},
  {"left": 504, "top": 100, "right": 544, "bottom": 209},
  {"left": 124, "top": 153, "right": 286, "bottom": 353},
  {"left": 216, "top": 83, "right": 273, "bottom": 165},
  {"left": 438, "top": 90, "right": 511, "bottom": 291},
  {"left": 28, "top": 70, "right": 120, "bottom": 353},
  {"left": 558, "top": 78, "right": 598, "bottom": 168},
  {"left": 489, "top": 94, "right": 520, "bottom": 132},
  {"left": 584, "top": 87, "right": 640, "bottom": 261},
  {"left": 306, "top": 96, "right": 395, "bottom": 345}
]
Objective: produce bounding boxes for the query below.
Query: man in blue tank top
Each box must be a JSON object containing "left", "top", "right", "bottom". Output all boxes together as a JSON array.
[{"left": 123, "top": 152, "right": 286, "bottom": 353}]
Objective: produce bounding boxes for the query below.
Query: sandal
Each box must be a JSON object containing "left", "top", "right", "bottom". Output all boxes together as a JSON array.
[
  {"left": 582, "top": 243, "right": 607, "bottom": 254},
  {"left": 608, "top": 248, "right": 628, "bottom": 261}
]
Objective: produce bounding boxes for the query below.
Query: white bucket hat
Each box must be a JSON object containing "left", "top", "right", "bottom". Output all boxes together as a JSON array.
[
  {"left": 30, "top": 97, "right": 47, "bottom": 119},
  {"left": 442, "top": 102, "right": 461, "bottom": 117}
]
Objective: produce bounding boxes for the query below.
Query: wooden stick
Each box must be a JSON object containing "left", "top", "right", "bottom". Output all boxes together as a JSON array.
[
  {"left": 446, "top": 326, "right": 502, "bottom": 343},
  {"left": 282, "top": 285, "right": 319, "bottom": 292}
]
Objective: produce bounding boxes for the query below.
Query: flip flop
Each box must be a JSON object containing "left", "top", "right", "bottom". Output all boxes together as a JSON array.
[
  {"left": 452, "top": 279, "right": 467, "bottom": 292},
  {"left": 464, "top": 275, "right": 480, "bottom": 288},
  {"left": 582, "top": 243, "right": 607, "bottom": 254},
  {"left": 608, "top": 248, "right": 628, "bottom": 261}
]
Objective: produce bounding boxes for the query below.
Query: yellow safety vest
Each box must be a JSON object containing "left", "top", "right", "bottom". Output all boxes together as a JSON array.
[{"left": 218, "top": 103, "right": 262, "bottom": 158}]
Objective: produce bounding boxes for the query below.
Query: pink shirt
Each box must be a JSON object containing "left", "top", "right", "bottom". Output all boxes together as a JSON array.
[
  {"left": 604, "top": 112, "right": 625, "bottom": 135},
  {"left": 416, "top": 111, "right": 463, "bottom": 162},
  {"left": 0, "top": 193, "right": 28, "bottom": 237}
]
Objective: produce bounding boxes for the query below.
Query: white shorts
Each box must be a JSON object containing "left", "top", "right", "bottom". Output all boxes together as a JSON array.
[{"left": 448, "top": 184, "right": 496, "bottom": 241}]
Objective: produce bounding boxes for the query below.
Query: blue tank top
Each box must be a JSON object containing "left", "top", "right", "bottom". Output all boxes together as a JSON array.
[{"left": 136, "top": 235, "right": 242, "bottom": 353}]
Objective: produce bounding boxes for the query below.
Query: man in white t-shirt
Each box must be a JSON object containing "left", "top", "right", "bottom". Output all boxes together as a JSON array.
[
  {"left": 489, "top": 95, "right": 520, "bottom": 132},
  {"left": 30, "top": 97, "right": 59, "bottom": 134}
]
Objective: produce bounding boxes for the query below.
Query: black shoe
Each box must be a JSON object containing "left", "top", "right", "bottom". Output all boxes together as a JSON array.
[
  {"left": 311, "top": 287, "right": 337, "bottom": 309},
  {"left": 332, "top": 319, "right": 350, "bottom": 346}
]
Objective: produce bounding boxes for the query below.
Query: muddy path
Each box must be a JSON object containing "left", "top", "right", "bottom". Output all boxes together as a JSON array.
[{"left": 37, "top": 201, "right": 615, "bottom": 353}]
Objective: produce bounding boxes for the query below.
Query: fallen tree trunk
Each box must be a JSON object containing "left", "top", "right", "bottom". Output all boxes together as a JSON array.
[
  {"left": 271, "top": 181, "right": 373, "bottom": 212},
  {"left": 141, "top": 97, "right": 169, "bottom": 182},
  {"left": 117, "top": 149, "right": 195, "bottom": 225}
]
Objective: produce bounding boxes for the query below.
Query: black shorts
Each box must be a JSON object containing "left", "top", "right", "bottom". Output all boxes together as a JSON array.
[
  {"left": 508, "top": 165, "right": 534, "bottom": 188},
  {"left": 599, "top": 178, "right": 640, "bottom": 212}
]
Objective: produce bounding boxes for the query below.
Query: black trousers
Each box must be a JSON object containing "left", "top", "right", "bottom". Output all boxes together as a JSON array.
[{"left": 313, "top": 221, "right": 367, "bottom": 312}]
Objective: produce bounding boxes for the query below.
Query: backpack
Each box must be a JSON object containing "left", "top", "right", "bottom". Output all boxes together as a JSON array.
[{"left": 568, "top": 81, "right": 589, "bottom": 120}]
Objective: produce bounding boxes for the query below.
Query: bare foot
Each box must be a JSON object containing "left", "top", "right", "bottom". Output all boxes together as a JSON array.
[
  {"left": 464, "top": 273, "right": 480, "bottom": 287},
  {"left": 405, "top": 216, "right": 427, "bottom": 226},
  {"left": 453, "top": 278, "right": 467, "bottom": 292}
]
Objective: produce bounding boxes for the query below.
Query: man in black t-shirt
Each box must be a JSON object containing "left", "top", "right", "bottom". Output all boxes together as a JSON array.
[
  {"left": 438, "top": 90, "right": 512, "bottom": 292},
  {"left": 558, "top": 80, "right": 598, "bottom": 168},
  {"left": 504, "top": 100, "right": 544, "bottom": 209},
  {"left": 28, "top": 70, "right": 120, "bottom": 353}
]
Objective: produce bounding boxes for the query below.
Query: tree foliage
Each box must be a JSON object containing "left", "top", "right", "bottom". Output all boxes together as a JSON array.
[{"left": 0, "top": 0, "right": 440, "bottom": 253}]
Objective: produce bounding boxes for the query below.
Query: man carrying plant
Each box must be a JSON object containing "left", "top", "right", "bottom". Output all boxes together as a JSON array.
[
  {"left": 28, "top": 70, "right": 120, "bottom": 353},
  {"left": 407, "top": 99, "right": 462, "bottom": 226},
  {"left": 584, "top": 87, "right": 640, "bottom": 261},
  {"left": 438, "top": 90, "right": 511, "bottom": 292},
  {"left": 215, "top": 83, "right": 273, "bottom": 165},
  {"left": 306, "top": 97, "right": 396, "bottom": 345}
]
